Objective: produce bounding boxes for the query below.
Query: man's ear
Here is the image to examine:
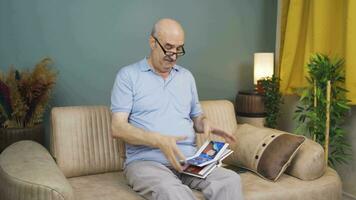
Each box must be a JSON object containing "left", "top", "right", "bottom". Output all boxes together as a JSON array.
[{"left": 149, "top": 36, "right": 156, "bottom": 50}]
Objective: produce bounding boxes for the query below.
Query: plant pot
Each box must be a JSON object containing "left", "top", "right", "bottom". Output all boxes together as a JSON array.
[{"left": 0, "top": 124, "right": 44, "bottom": 153}]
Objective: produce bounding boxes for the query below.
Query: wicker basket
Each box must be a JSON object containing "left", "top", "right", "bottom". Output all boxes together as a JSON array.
[{"left": 0, "top": 124, "right": 44, "bottom": 152}]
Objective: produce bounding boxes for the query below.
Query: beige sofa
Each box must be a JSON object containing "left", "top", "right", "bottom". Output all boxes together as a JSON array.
[{"left": 0, "top": 100, "right": 342, "bottom": 200}]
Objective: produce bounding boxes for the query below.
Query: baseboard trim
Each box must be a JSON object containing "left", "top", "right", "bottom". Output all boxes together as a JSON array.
[{"left": 343, "top": 191, "right": 356, "bottom": 200}]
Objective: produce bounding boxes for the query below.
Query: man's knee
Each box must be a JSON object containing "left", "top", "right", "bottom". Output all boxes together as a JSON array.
[
  {"left": 224, "top": 171, "right": 242, "bottom": 188},
  {"left": 214, "top": 168, "right": 242, "bottom": 184},
  {"left": 152, "top": 183, "right": 195, "bottom": 200},
  {"left": 207, "top": 169, "right": 243, "bottom": 193},
  {"left": 204, "top": 169, "right": 244, "bottom": 199}
]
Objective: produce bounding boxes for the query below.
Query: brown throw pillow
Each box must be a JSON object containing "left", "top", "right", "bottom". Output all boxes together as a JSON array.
[{"left": 226, "top": 124, "right": 305, "bottom": 181}]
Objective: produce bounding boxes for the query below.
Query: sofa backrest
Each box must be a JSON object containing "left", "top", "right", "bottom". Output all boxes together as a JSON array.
[
  {"left": 50, "top": 100, "right": 238, "bottom": 178},
  {"left": 197, "top": 100, "right": 238, "bottom": 147},
  {"left": 51, "top": 106, "right": 123, "bottom": 178}
]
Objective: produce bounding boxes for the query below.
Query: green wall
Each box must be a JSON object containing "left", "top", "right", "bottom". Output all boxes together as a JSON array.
[{"left": 0, "top": 0, "right": 277, "bottom": 146}]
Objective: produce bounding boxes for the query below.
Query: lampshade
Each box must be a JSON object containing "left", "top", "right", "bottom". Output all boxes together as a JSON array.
[{"left": 253, "top": 53, "right": 274, "bottom": 84}]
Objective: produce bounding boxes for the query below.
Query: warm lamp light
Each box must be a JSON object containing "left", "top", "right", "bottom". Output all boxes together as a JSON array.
[{"left": 253, "top": 53, "right": 274, "bottom": 85}]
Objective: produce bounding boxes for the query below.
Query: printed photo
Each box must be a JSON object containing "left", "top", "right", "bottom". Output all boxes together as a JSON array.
[{"left": 187, "top": 141, "right": 225, "bottom": 166}]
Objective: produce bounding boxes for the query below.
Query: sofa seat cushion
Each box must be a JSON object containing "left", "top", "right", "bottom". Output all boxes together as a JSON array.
[
  {"left": 68, "top": 172, "right": 204, "bottom": 200},
  {"left": 240, "top": 167, "right": 342, "bottom": 200},
  {"left": 68, "top": 167, "right": 341, "bottom": 200}
]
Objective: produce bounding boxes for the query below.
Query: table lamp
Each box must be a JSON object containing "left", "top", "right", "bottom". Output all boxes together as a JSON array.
[{"left": 254, "top": 53, "right": 274, "bottom": 93}]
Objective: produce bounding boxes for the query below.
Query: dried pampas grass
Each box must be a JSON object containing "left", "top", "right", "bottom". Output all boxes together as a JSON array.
[{"left": 0, "top": 58, "right": 57, "bottom": 128}]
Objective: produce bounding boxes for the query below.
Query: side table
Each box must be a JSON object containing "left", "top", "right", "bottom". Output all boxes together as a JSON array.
[{"left": 235, "top": 91, "right": 266, "bottom": 127}]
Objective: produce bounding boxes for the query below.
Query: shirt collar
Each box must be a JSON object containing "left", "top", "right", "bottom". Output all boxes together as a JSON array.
[{"left": 140, "top": 58, "right": 180, "bottom": 72}]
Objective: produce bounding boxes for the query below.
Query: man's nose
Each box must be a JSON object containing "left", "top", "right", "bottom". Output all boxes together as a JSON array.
[{"left": 170, "top": 54, "right": 177, "bottom": 61}]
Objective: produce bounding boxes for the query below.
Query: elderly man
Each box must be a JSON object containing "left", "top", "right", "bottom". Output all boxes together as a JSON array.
[{"left": 111, "top": 18, "right": 244, "bottom": 200}]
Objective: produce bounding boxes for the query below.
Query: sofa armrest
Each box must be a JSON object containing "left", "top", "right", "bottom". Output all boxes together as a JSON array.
[{"left": 0, "top": 141, "right": 74, "bottom": 200}]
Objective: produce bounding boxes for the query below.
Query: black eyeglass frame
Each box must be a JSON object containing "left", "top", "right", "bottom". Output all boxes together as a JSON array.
[{"left": 152, "top": 36, "right": 185, "bottom": 57}]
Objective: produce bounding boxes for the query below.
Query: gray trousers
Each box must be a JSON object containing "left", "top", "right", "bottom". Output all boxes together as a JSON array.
[{"left": 124, "top": 161, "right": 244, "bottom": 200}]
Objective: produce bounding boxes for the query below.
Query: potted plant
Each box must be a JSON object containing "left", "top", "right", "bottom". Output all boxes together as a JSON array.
[
  {"left": 259, "top": 75, "right": 283, "bottom": 128},
  {"left": 294, "top": 53, "right": 351, "bottom": 167},
  {"left": 0, "top": 58, "right": 57, "bottom": 152}
]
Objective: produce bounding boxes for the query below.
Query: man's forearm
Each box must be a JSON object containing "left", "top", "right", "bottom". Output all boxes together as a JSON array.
[
  {"left": 111, "top": 113, "right": 187, "bottom": 171},
  {"left": 111, "top": 121, "right": 161, "bottom": 148},
  {"left": 192, "top": 114, "right": 207, "bottom": 133}
]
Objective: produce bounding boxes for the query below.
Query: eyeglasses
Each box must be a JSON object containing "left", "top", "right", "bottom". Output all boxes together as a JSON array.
[{"left": 153, "top": 36, "right": 185, "bottom": 57}]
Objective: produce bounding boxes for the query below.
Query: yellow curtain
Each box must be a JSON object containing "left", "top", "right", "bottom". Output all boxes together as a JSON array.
[{"left": 279, "top": 0, "right": 356, "bottom": 104}]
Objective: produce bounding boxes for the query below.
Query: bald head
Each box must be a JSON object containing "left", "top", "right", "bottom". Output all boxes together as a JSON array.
[
  {"left": 151, "top": 18, "right": 185, "bottom": 39},
  {"left": 148, "top": 18, "right": 185, "bottom": 75}
]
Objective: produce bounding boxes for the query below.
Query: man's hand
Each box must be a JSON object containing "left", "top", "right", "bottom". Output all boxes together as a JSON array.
[
  {"left": 202, "top": 118, "right": 236, "bottom": 144},
  {"left": 156, "top": 134, "right": 187, "bottom": 172}
]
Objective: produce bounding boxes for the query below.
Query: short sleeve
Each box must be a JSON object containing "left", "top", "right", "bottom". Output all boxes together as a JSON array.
[
  {"left": 110, "top": 68, "right": 134, "bottom": 113},
  {"left": 189, "top": 73, "right": 203, "bottom": 118}
]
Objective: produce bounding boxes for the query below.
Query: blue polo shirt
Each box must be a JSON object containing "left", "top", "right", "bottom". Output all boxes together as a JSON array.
[{"left": 110, "top": 58, "right": 203, "bottom": 166}]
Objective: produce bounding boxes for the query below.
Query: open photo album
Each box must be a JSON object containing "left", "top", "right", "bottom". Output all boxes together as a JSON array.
[{"left": 182, "top": 141, "right": 233, "bottom": 178}]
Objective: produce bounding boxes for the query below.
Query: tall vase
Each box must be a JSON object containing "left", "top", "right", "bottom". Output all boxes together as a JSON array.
[{"left": 0, "top": 124, "right": 44, "bottom": 153}]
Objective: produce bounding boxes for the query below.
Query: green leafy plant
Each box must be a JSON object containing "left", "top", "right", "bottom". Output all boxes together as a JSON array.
[
  {"left": 259, "top": 76, "right": 283, "bottom": 128},
  {"left": 294, "top": 53, "right": 351, "bottom": 167},
  {"left": 0, "top": 58, "right": 57, "bottom": 128}
]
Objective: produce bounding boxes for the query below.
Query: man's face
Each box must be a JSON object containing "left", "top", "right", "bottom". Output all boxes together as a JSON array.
[{"left": 150, "top": 32, "right": 185, "bottom": 73}]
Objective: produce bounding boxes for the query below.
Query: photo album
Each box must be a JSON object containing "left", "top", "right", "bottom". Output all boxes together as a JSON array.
[{"left": 182, "top": 140, "right": 233, "bottom": 178}]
